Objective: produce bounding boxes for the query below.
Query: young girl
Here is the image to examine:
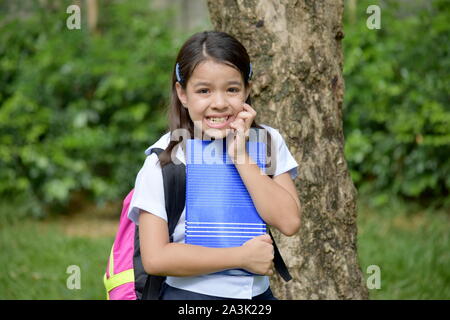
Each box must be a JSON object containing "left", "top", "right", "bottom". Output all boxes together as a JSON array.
[{"left": 128, "top": 31, "right": 301, "bottom": 300}]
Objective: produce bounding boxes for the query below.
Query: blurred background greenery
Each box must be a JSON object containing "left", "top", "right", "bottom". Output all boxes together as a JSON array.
[
  {"left": 0, "top": 0, "right": 448, "bottom": 299},
  {"left": 344, "top": 0, "right": 449, "bottom": 209}
]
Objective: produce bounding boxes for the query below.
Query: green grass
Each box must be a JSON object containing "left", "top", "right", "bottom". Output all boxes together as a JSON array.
[
  {"left": 0, "top": 218, "right": 114, "bottom": 299},
  {"left": 357, "top": 198, "right": 450, "bottom": 299},
  {"left": 0, "top": 196, "right": 449, "bottom": 299}
]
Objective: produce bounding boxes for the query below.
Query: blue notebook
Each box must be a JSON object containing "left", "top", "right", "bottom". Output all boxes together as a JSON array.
[{"left": 185, "top": 138, "right": 267, "bottom": 276}]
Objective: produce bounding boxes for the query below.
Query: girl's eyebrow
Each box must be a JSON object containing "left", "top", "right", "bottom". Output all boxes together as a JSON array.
[
  {"left": 193, "top": 80, "right": 243, "bottom": 87},
  {"left": 193, "top": 81, "right": 210, "bottom": 87},
  {"left": 226, "top": 80, "right": 243, "bottom": 86}
]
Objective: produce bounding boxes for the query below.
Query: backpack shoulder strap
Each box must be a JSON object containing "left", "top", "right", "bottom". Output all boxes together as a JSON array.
[
  {"left": 268, "top": 229, "right": 292, "bottom": 282},
  {"left": 141, "top": 147, "right": 186, "bottom": 300},
  {"left": 155, "top": 148, "right": 186, "bottom": 240}
]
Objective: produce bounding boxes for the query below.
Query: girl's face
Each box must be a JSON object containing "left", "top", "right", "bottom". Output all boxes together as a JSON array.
[{"left": 175, "top": 60, "right": 251, "bottom": 139}]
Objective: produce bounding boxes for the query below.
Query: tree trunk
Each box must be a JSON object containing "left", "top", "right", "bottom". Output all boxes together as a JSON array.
[
  {"left": 207, "top": 0, "right": 368, "bottom": 299},
  {"left": 86, "top": 0, "right": 98, "bottom": 34}
]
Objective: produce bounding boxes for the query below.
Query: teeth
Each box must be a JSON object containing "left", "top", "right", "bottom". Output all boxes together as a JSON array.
[{"left": 208, "top": 117, "right": 227, "bottom": 123}]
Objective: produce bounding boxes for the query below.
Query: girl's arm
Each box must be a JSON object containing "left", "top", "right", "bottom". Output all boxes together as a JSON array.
[
  {"left": 228, "top": 104, "right": 301, "bottom": 237},
  {"left": 138, "top": 209, "right": 275, "bottom": 277},
  {"left": 234, "top": 155, "right": 301, "bottom": 236}
]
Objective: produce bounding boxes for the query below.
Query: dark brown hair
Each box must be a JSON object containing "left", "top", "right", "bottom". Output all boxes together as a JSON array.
[{"left": 159, "top": 30, "right": 273, "bottom": 172}]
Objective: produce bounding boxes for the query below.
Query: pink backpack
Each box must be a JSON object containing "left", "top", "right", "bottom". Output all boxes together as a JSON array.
[
  {"left": 103, "top": 189, "right": 138, "bottom": 300},
  {"left": 103, "top": 148, "right": 187, "bottom": 300}
]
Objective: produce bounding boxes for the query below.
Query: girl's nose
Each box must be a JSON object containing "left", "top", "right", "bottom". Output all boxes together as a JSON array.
[{"left": 211, "top": 92, "right": 228, "bottom": 109}]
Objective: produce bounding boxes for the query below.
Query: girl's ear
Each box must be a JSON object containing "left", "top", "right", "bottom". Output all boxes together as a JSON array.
[{"left": 175, "top": 82, "right": 188, "bottom": 108}]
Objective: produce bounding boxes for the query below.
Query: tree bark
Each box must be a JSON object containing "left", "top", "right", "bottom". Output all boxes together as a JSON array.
[
  {"left": 86, "top": 0, "right": 98, "bottom": 34},
  {"left": 207, "top": 0, "right": 368, "bottom": 299}
]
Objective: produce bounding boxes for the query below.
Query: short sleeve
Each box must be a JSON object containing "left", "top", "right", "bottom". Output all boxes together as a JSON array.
[
  {"left": 127, "top": 153, "right": 168, "bottom": 225},
  {"left": 262, "top": 125, "right": 299, "bottom": 180}
]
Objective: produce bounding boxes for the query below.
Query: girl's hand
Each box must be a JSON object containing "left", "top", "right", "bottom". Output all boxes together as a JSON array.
[
  {"left": 239, "top": 234, "right": 274, "bottom": 276},
  {"left": 227, "top": 103, "right": 257, "bottom": 163}
]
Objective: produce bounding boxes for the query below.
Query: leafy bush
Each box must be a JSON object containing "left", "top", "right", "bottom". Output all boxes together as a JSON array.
[
  {"left": 0, "top": 0, "right": 180, "bottom": 216},
  {"left": 1, "top": 0, "right": 448, "bottom": 217},
  {"left": 343, "top": 0, "right": 450, "bottom": 208}
]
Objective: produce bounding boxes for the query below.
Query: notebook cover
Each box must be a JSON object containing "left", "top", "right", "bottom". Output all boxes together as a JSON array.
[{"left": 185, "top": 138, "right": 267, "bottom": 276}]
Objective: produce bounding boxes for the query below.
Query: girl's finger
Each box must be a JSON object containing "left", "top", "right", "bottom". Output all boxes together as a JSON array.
[
  {"left": 242, "top": 103, "right": 257, "bottom": 116},
  {"left": 235, "top": 118, "right": 246, "bottom": 129},
  {"left": 238, "top": 111, "right": 253, "bottom": 120},
  {"left": 237, "top": 110, "right": 255, "bottom": 130},
  {"left": 258, "top": 234, "right": 273, "bottom": 244},
  {"left": 230, "top": 119, "right": 244, "bottom": 132}
]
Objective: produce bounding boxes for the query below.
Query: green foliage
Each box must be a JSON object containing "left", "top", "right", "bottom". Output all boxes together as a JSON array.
[
  {"left": 343, "top": 0, "right": 450, "bottom": 207},
  {"left": 1, "top": 0, "right": 448, "bottom": 216},
  {"left": 0, "top": 0, "right": 180, "bottom": 216}
]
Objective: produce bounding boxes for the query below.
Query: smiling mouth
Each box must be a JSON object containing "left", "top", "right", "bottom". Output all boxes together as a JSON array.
[
  {"left": 206, "top": 115, "right": 230, "bottom": 123},
  {"left": 204, "top": 115, "right": 234, "bottom": 128}
]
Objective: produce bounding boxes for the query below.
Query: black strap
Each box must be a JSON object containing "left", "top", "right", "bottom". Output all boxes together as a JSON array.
[
  {"left": 162, "top": 154, "right": 186, "bottom": 239},
  {"left": 141, "top": 148, "right": 186, "bottom": 300},
  {"left": 141, "top": 274, "right": 165, "bottom": 300},
  {"left": 268, "top": 229, "right": 292, "bottom": 282}
]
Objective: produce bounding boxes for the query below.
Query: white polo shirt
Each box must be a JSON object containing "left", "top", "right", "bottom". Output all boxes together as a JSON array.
[{"left": 128, "top": 124, "right": 298, "bottom": 299}]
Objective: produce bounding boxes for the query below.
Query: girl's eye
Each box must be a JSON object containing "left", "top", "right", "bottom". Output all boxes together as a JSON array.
[
  {"left": 228, "top": 87, "right": 240, "bottom": 93},
  {"left": 197, "top": 88, "right": 209, "bottom": 94}
]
